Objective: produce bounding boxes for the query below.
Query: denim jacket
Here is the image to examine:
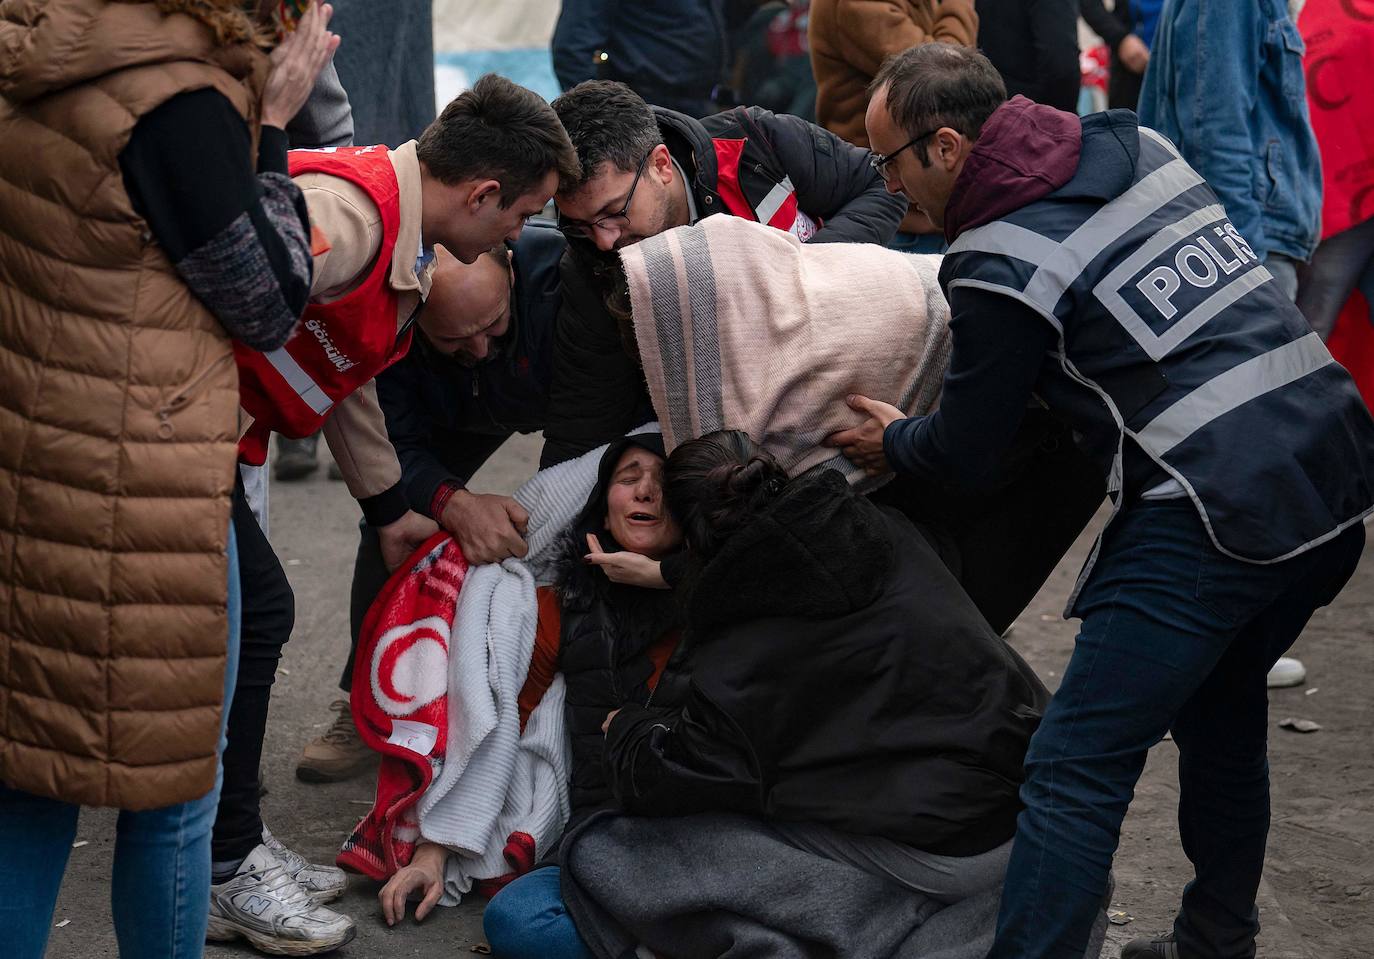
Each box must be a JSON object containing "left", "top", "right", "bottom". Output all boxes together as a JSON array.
[{"left": 1138, "top": 0, "right": 1322, "bottom": 262}]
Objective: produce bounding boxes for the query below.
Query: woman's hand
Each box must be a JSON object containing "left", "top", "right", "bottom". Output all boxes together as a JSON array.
[
  {"left": 379, "top": 841, "right": 447, "bottom": 926},
  {"left": 261, "top": 2, "right": 341, "bottom": 131},
  {"left": 602, "top": 708, "right": 622, "bottom": 734},
  {"left": 585, "top": 533, "right": 668, "bottom": 589}
]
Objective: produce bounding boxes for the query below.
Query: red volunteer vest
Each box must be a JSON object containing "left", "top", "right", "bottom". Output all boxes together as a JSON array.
[
  {"left": 710, "top": 137, "right": 818, "bottom": 242},
  {"left": 236, "top": 146, "right": 415, "bottom": 464}
]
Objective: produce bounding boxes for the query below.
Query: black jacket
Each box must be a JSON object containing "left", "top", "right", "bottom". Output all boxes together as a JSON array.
[
  {"left": 604, "top": 471, "right": 1050, "bottom": 857},
  {"left": 539, "top": 105, "right": 905, "bottom": 467},
  {"left": 551, "top": 0, "right": 728, "bottom": 116},
  {"left": 975, "top": 0, "right": 1082, "bottom": 112},
  {"left": 376, "top": 222, "right": 565, "bottom": 516},
  {"left": 554, "top": 436, "right": 689, "bottom": 824},
  {"left": 1078, "top": 0, "right": 1147, "bottom": 109}
]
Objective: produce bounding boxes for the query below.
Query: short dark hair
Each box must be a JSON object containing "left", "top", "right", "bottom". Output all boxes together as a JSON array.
[
  {"left": 417, "top": 73, "right": 581, "bottom": 206},
  {"left": 665, "top": 430, "right": 789, "bottom": 561},
  {"left": 870, "top": 45, "right": 1007, "bottom": 167},
  {"left": 551, "top": 80, "right": 662, "bottom": 192}
]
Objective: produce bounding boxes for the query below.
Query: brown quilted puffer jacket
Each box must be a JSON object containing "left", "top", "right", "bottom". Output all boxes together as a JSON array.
[
  {"left": 809, "top": 0, "right": 978, "bottom": 234},
  {"left": 0, "top": 0, "right": 267, "bottom": 809}
]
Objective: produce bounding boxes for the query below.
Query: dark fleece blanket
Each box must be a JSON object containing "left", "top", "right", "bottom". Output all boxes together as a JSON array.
[{"left": 560, "top": 812, "right": 1108, "bottom": 959}]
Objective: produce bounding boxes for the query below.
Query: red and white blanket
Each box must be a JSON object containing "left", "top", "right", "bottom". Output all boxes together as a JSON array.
[
  {"left": 336, "top": 531, "right": 568, "bottom": 900},
  {"left": 337, "top": 532, "right": 464, "bottom": 881}
]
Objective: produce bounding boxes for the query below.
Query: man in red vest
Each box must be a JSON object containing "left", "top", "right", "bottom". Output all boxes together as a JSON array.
[{"left": 209, "top": 74, "right": 580, "bottom": 955}]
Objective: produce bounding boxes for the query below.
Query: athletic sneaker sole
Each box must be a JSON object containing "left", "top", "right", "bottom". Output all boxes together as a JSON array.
[{"left": 206, "top": 916, "right": 356, "bottom": 956}]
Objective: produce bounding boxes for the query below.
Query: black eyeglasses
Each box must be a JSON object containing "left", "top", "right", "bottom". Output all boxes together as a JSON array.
[
  {"left": 870, "top": 127, "right": 941, "bottom": 178},
  {"left": 560, "top": 151, "right": 653, "bottom": 240}
]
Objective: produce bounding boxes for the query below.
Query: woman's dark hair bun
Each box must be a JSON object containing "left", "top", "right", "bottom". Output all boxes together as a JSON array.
[{"left": 665, "top": 431, "right": 789, "bottom": 560}]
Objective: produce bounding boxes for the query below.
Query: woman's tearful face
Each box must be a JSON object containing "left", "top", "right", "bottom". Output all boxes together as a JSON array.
[{"left": 604, "top": 447, "right": 682, "bottom": 559}]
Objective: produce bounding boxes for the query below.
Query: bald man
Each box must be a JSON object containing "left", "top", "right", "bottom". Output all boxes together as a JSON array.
[{"left": 295, "top": 219, "right": 567, "bottom": 783}]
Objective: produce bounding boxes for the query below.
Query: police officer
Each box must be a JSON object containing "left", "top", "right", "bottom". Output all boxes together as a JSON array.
[{"left": 830, "top": 44, "right": 1374, "bottom": 959}]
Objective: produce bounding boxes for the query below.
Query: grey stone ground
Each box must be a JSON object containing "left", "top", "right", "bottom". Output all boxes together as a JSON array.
[{"left": 45, "top": 433, "right": 1373, "bottom": 958}]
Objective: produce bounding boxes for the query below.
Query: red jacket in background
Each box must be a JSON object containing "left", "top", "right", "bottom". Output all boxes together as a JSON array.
[{"left": 1300, "top": 0, "right": 1374, "bottom": 406}]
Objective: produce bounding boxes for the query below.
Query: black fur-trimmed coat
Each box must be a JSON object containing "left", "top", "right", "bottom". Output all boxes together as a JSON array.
[{"left": 552, "top": 528, "right": 689, "bottom": 824}]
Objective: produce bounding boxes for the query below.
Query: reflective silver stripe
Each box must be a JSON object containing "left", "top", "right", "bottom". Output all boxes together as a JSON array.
[
  {"left": 264, "top": 347, "right": 334, "bottom": 416},
  {"left": 945, "top": 220, "right": 1061, "bottom": 267},
  {"left": 1135, "top": 333, "right": 1334, "bottom": 455},
  {"left": 755, "top": 176, "right": 794, "bottom": 225},
  {"left": 1023, "top": 158, "right": 1206, "bottom": 312},
  {"left": 946, "top": 277, "right": 1065, "bottom": 333},
  {"left": 1138, "top": 126, "right": 1183, "bottom": 160},
  {"left": 1093, "top": 203, "right": 1243, "bottom": 360}
]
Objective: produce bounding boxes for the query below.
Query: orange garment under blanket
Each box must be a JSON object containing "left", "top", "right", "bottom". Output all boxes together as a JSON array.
[{"left": 516, "top": 586, "right": 680, "bottom": 731}]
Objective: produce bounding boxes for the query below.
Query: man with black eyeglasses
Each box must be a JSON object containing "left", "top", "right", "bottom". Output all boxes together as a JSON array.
[{"left": 540, "top": 79, "right": 905, "bottom": 467}]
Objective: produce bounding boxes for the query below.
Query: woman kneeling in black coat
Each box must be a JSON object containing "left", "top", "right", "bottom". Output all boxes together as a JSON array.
[{"left": 601, "top": 429, "right": 1051, "bottom": 901}]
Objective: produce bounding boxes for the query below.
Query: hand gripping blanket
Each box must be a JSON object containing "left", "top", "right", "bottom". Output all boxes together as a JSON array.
[{"left": 621, "top": 215, "right": 952, "bottom": 485}]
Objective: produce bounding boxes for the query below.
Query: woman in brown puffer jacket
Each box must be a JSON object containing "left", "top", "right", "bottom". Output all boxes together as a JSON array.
[{"left": 0, "top": 1, "right": 335, "bottom": 955}]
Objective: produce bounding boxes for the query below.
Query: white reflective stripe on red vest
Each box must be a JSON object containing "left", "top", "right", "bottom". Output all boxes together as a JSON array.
[
  {"left": 755, "top": 176, "right": 795, "bottom": 225},
  {"left": 264, "top": 346, "right": 334, "bottom": 416}
]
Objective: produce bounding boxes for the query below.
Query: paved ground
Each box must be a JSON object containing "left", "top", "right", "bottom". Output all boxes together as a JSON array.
[{"left": 48, "top": 433, "right": 1373, "bottom": 958}]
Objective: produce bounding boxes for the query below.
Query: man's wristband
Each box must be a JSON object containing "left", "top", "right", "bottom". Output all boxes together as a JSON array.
[{"left": 430, "top": 481, "right": 462, "bottom": 519}]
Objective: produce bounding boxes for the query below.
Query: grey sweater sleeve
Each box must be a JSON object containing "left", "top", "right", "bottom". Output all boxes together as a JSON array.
[{"left": 286, "top": 59, "right": 355, "bottom": 149}]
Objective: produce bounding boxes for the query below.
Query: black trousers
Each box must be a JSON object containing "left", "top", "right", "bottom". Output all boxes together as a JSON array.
[
  {"left": 339, "top": 521, "right": 388, "bottom": 693},
  {"left": 213, "top": 477, "right": 295, "bottom": 863},
  {"left": 875, "top": 410, "right": 1107, "bottom": 635}
]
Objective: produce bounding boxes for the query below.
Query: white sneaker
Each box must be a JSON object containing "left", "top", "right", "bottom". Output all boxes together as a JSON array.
[
  {"left": 1267, "top": 656, "right": 1307, "bottom": 689},
  {"left": 207, "top": 843, "right": 355, "bottom": 956},
  {"left": 262, "top": 824, "right": 348, "bottom": 904}
]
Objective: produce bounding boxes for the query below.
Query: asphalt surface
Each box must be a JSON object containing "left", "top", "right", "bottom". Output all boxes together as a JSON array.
[{"left": 44, "top": 433, "right": 1373, "bottom": 958}]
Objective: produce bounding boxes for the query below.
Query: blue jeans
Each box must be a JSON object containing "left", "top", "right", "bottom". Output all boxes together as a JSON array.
[
  {"left": 483, "top": 866, "right": 595, "bottom": 959},
  {"left": 0, "top": 526, "right": 241, "bottom": 959},
  {"left": 989, "top": 500, "right": 1364, "bottom": 959}
]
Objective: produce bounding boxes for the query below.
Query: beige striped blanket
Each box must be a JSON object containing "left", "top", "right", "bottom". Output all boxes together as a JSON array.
[{"left": 620, "top": 214, "right": 952, "bottom": 485}]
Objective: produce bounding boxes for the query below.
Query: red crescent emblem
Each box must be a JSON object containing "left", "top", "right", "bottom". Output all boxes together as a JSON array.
[{"left": 376, "top": 623, "right": 447, "bottom": 705}]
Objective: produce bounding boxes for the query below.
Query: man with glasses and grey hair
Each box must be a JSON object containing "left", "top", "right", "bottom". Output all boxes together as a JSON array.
[{"left": 542, "top": 79, "right": 905, "bottom": 467}]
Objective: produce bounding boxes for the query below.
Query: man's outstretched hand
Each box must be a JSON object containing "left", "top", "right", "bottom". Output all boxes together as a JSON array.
[
  {"left": 441, "top": 490, "right": 529, "bottom": 565},
  {"left": 826, "top": 394, "right": 905, "bottom": 477},
  {"left": 379, "top": 841, "right": 446, "bottom": 926},
  {"left": 377, "top": 510, "right": 440, "bottom": 572}
]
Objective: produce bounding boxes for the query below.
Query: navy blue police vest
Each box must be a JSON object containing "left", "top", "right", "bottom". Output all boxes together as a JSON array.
[{"left": 942, "top": 125, "right": 1374, "bottom": 564}]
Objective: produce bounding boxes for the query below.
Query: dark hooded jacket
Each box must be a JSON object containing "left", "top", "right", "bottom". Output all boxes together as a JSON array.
[
  {"left": 554, "top": 434, "right": 691, "bottom": 825},
  {"left": 540, "top": 105, "right": 905, "bottom": 468},
  {"left": 603, "top": 470, "right": 1050, "bottom": 857}
]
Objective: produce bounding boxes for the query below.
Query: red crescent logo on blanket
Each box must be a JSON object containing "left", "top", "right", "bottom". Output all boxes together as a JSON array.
[{"left": 371, "top": 616, "right": 450, "bottom": 717}]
